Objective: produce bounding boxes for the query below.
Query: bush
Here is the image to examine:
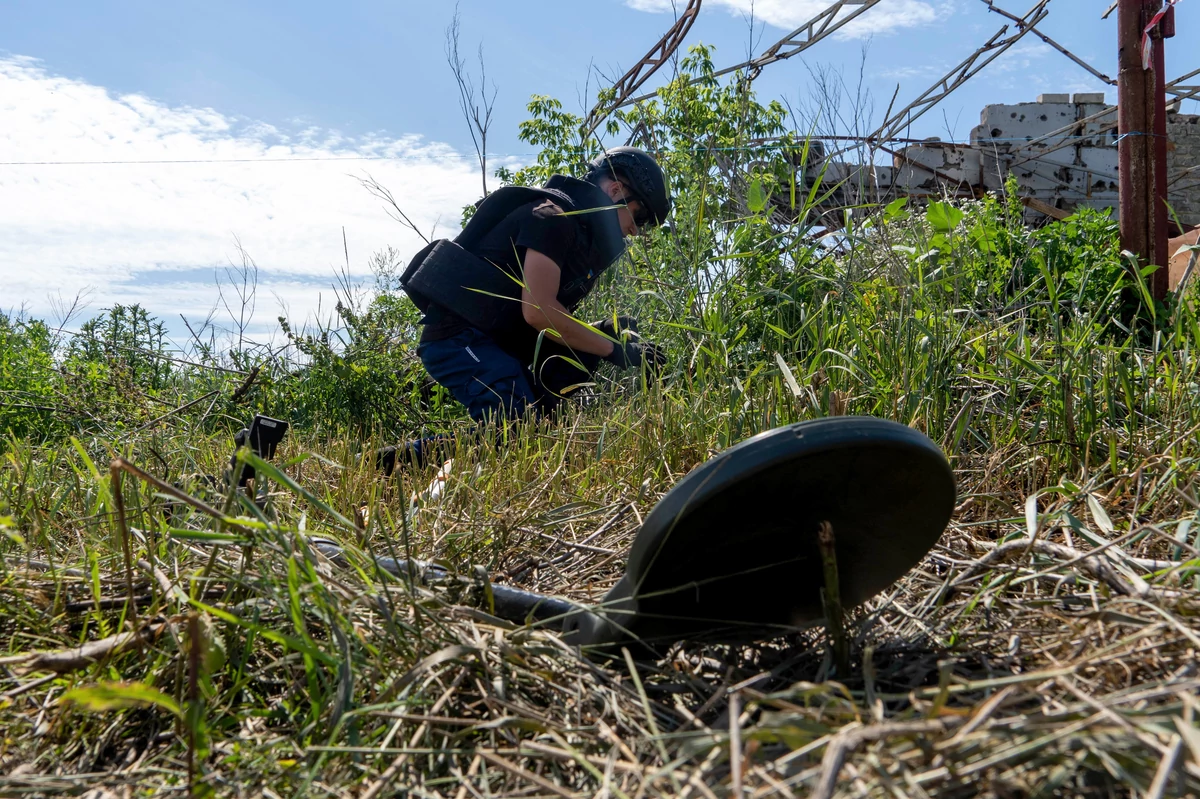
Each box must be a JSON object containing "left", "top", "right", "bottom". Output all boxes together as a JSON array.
[{"left": 0, "top": 314, "right": 59, "bottom": 443}]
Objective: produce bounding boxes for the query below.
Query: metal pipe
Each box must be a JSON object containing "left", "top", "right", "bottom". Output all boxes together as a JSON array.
[
  {"left": 311, "top": 538, "right": 596, "bottom": 631},
  {"left": 1118, "top": 0, "right": 1155, "bottom": 280},
  {"left": 1152, "top": 6, "right": 1175, "bottom": 298},
  {"left": 372, "top": 556, "right": 580, "bottom": 624}
]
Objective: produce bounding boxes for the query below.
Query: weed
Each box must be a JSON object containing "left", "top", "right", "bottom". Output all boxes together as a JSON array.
[{"left": 2, "top": 46, "right": 1198, "bottom": 797}]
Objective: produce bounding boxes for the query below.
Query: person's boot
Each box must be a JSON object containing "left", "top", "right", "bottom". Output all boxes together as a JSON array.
[
  {"left": 373, "top": 442, "right": 416, "bottom": 476},
  {"left": 372, "top": 435, "right": 453, "bottom": 476}
]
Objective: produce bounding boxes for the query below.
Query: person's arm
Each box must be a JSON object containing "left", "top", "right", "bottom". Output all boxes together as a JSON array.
[{"left": 520, "top": 249, "right": 615, "bottom": 357}]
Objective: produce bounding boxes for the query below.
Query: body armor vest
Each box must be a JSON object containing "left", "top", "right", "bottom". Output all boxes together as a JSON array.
[{"left": 399, "top": 175, "right": 626, "bottom": 337}]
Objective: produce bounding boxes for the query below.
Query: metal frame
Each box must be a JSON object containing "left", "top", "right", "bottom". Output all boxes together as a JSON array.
[
  {"left": 580, "top": 0, "right": 703, "bottom": 138},
  {"left": 616, "top": 0, "right": 884, "bottom": 110},
  {"left": 721, "top": 0, "right": 883, "bottom": 82},
  {"left": 847, "top": 0, "right": 1051, "bottom": 154},
  {"left": 981, "top": 0, "right": 1113, "bottom": 85}
]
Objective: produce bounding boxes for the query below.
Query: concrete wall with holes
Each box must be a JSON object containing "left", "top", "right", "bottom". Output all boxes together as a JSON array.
[
  {"left": 895, "top": 93, "right": 1199, "bottom": 227},
  {"left": 971, "top": 95, "right": 1120, "bottom": 213},
  {"left": 1167, "top": 114, "right": 1200, "bottom": 226},
  {"left": 813, "top": 94, "right": 1200, "bottom": 228}
]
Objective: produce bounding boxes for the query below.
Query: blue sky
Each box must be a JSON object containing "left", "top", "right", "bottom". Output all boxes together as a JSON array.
[{"left": 2, "top": 0, "right": 1196, "bottom": 343}]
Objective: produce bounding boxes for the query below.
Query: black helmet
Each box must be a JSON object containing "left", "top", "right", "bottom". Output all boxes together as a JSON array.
[{"left": 586, "top": 146, "right": 671, "bottom": 227}]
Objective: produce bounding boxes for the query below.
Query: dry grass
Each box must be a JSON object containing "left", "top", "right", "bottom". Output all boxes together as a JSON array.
[
  {"left": 2, "top": 191, "right": 1197, "bottom": 796},
  {"left": 1, "top": 406, "right": 1198, "bottom": 798}
]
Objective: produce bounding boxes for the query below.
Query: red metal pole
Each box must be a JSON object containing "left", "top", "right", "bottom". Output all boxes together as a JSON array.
[
  {"left": 1117, "top": 0, "right": 1155, "bottom": 288},
  {"left": 1152, "top": 6, "right": 1175, "bottom": 299}
]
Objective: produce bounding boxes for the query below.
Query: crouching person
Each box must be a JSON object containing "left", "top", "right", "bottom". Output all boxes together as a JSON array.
[{"left": 377, "top": 147, "right": 671, "bottom": 473}]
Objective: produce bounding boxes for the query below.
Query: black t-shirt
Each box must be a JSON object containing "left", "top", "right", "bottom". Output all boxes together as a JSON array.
[{"left": 419, "top": 199, "right": 584, "bottom": 353}]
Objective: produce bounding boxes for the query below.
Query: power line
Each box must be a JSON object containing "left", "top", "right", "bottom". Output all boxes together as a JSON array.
[
  {"left": 0, "top": 133, "right": 1169, "bottom": 168},
  {"left": 0, "top": 152, "right": 486, "bottom": 166}
]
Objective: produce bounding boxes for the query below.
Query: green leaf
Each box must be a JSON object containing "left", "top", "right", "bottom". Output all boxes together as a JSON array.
[
  {"left": 62, "top": 682, "right": 181, "bottom": 717},
  {"left": 747, "top": 177, "right": 767, "bottom": 214},
  {"left": 0, "top": 516, "right": 24, "bottom": 547},
  {"left": 882, "top": 197, "right": 908, "bottom": 222},
  {"left": 238, "top": 451, "right": 358, "bottom": 533},
  {"left": 69, "top": 437, "right": 103, "bottom": 481},
  {"left": 926, "top": 201, "right": 964, "bottom": 233},
  {"left": 168, "top": 529, "right": 250, "bottom": 543},
  {"left": 774, "top": 353, "right": 803, "bottom": 397},
  {"left": 968, "top": 223, "right": 999, "bottom": 254},
  {"left": 1086, "top": 493, "right": 1115, "bottom": 535}
]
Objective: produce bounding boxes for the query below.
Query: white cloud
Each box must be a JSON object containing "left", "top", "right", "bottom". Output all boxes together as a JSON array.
[
  {"left": 624, "top": 0, "right": 939, "bottom": 37},
  {"left": 0, "top": 55, "right": 505, "bottom": 341},
  {"left": 991, "top": 40, "right": 1053, "bottom": 73},
  {"left": 879, "top": 64, "right": 943, "bottom": 81},
  {"left": 624, "top": 0, "right": 676, "bottom": 10}
]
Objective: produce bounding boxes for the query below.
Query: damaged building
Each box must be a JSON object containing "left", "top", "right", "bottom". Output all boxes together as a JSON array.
[{"left": 813, "top": 94, "right": 1200, "bottom": 229}]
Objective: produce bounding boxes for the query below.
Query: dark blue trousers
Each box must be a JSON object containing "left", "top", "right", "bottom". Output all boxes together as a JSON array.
[
  {"left": 401, "top": 327, "right": 597, "bottom": 467},
  {"left": 419, "top": 329, "right": 542, "bottom": 422}
]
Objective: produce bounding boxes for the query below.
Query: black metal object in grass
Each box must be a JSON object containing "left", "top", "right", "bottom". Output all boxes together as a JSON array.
[
  {"left": 559, "top": 417, "right": 956, "bottom": 655},
  {"left": 307, "top": 416, "right": 956, "bottom": 658},
  {"left": 229, "top": 414, "right": 288, "bottom": 487},
  {"left": 238, "top": 414, "right": 954, "bottom": 654}
]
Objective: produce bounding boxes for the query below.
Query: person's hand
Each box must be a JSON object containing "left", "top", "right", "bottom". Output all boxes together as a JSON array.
[
  {"left": 603, "top": 340, "right": 668, "bottom": 375},
  {"left": 593, "top": 316, "right": 639, "bottom": 340}
]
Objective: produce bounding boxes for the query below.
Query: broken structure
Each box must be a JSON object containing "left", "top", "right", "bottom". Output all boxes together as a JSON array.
[{"left": 813, "top": 93, "right": 1200, "bottom": 229}]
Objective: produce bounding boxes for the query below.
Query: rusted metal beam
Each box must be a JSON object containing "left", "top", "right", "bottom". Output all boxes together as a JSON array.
[
  {"left": 1118, "top": 0, "right": 1156, "bottom": 294},
  {"left": 1152, "top": 5, "right": 1175, "bottom": 294},
  {"left": 580, "top": 0, "right": 702, "bottom": 139},
  {"left": 1022, "top": 195, "right": 1073, "bottom": 220},
  {"left": 617, "top": 0, "right": 883, "bottom": 109},
  {"left": 826, "top": 0, "right": 1050, "bottom": 160}
]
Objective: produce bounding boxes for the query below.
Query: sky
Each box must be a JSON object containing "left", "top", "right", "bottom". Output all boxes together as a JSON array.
[{"left": 2, "top": 0, "right": 1196, "bottom": 345}]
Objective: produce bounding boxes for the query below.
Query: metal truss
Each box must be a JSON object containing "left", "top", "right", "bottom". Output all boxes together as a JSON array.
[
  {"left": 980, "top": 0, "right": 1113, "bottom": 85},
  {"left": 616, "top": 0, "right": 883, "bottom": 109},
  {"left": 843, "top": 0, "right": 1050, "bottom": 156},
  {"left": 716, "top": 0, "right": 883, "bottom": 82},
  {"left": 580, "top": 0, "right": 702, "bottom": 138},
  {"left": 1166, "top": 67, "right": 1200, "bottom": 100}
]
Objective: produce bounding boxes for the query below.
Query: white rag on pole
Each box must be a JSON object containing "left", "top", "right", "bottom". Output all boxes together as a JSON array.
[{"left": 1142, "top": 0, "right": 1180, "bottom": 69}]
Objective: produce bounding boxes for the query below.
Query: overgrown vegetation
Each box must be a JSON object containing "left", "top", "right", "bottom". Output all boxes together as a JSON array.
[{"left": 3, "top": 44, "right": 1199, "bottom": 797}]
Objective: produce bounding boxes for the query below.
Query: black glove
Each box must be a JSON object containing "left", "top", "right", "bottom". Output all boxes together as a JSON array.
[
  {"left": 603, "top": 340, "right": 668, "bottom": 374},
  {"left": 594, "top": 316, "right": 639, "bottom": 340}
]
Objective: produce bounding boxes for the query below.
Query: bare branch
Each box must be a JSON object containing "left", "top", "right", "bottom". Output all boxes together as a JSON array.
[
  {"left": 446, "top": 5, "right": 497, "bottom": 197},
  {"left": 355, "top": 173, "right": 434, "bottom": 244},
  {"left": 216, "top": 236, "right": 259, "bottom": 354}
]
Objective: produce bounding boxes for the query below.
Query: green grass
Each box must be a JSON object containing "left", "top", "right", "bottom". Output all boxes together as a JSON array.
[
  {"left": 2, "top": 58, "right": 1199, "bottom": 791},
  {"left": 3, "top": 195, "right": 1200, "bottom": 797}
]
